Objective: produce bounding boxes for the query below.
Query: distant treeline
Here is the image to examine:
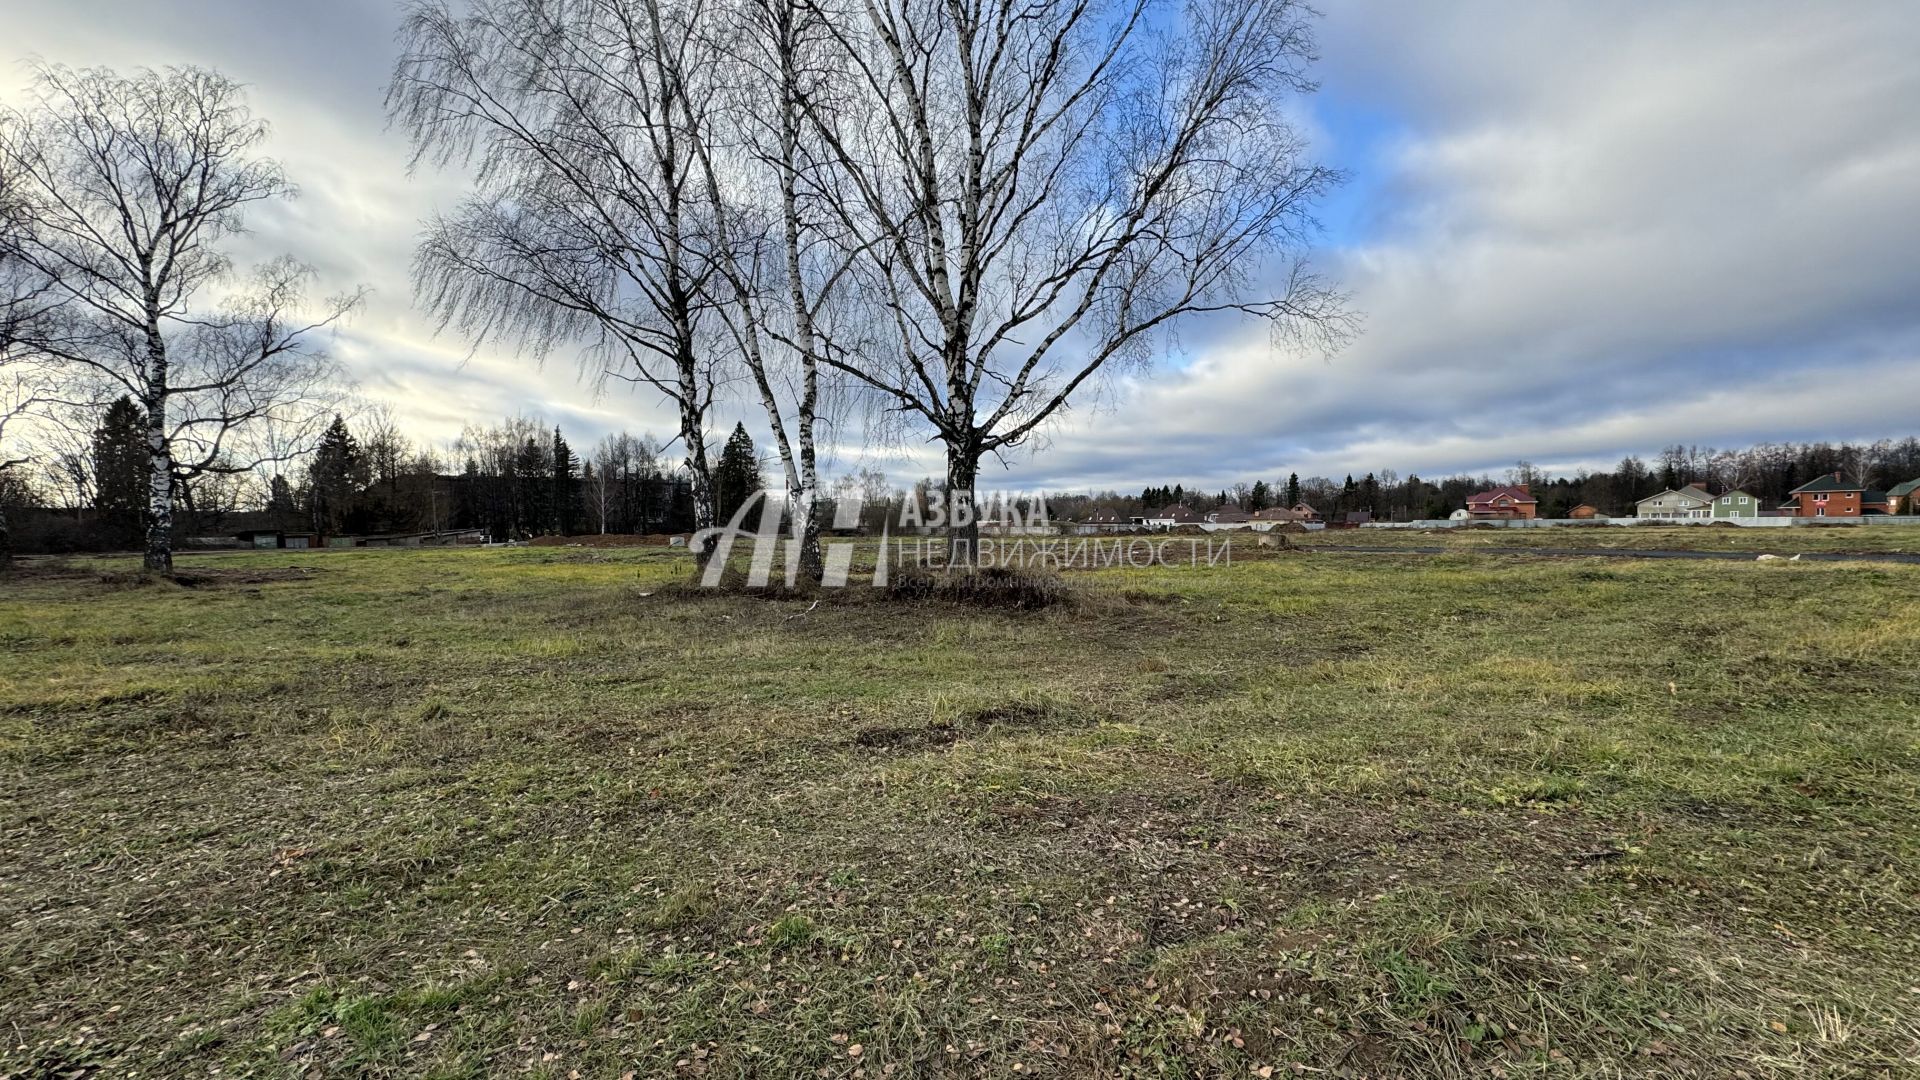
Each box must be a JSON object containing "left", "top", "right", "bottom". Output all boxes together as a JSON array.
[
  {"left": 7, "top": 413, "right": 1919, "bottom": 553},
  {"left": 1046, "top": 439, "right": 1920, "bottom": 522},
  {"left": 4, "top": 407, "right": 706, "bottom": 551}
]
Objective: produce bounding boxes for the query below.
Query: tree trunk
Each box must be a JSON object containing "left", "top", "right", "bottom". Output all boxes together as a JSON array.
[
  {"left": 143, "top": 421, "right": 173, "bottom": 570},
  {"left": 0, "top": 498, "right": 13, "bottom": 572},
  {"left": 682, "top": 412, "right": 716, "bottom": 565},
  {"left": 945, "top": 441, "right": 980, "bottom": 570},
  {"left": 136, "top": 305, "right": 175, "bottom": 572},
  {"left": 790, "top": 479, "right": 822, "bottom": 582}
]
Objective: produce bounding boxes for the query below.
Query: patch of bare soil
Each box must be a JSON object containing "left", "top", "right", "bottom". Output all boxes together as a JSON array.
[
  {"left": 89, "top": 566, "right": 320, "bottom": 589},
  {"left": 850, "top": 700, "right": 1080, "bottom": 750},
  {"left": 1, "top": 558, "right": 87, "bottom": 582}
]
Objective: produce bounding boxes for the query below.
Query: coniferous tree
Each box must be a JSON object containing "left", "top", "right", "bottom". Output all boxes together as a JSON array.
[
  {"left": 266, "top": 475, "right": 299, "bottom": 528},
  {"left": 91, "top": 396, "right": 148, "bottom": 548},
  {"left": 515, "top": 436, "right": 553, "bottom": 535},
  {"left": 307, "top": 416, "right": 367, "bottom": 535},
  {"left": 712, "top": 423, "right": 763, "bottom": 526},
  {"left": 1285, "top": 473, "right": 1301, "bottom": 509},
  {"left": 550, "top": 427, "right": 577, "bottom": 535},
  {"left": 1248, "top": 480, "right": 1271, "bottom": 511}
]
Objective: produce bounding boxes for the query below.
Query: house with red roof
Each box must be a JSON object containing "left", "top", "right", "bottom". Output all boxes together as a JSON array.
[{"left": 1463, "top": 484, "right": 1538, "bottom": 520}]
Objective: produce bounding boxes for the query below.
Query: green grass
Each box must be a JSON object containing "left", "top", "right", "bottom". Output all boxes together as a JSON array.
[{"left": 2, "top": 546, "right": 1918, "bottom": 1077}]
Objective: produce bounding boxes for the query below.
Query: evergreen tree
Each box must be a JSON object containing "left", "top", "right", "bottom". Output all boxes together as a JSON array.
[
  {"left": 712, "top": 423, "right": 763, "bottom": 525},
  {"left": 1248, "top": 480, "right": 1270, "bottom": 511},
  {"left": 266, "top": 475, "right": 298, "bottom": 527},
  {"left": 1285, "top": 473, "right": 1301, "bottom": 508},
  {"left": 550, "top": 427, "right": 577, "bottom": 535},
  {"left": 91, "top": 396, "right": 147, "bottom": 548},
  {"left": 307, "top": 415, "right": 367, "bottom": 535},
  {"left": 515, "top": 436, "right": 552, "bottom": 535}
]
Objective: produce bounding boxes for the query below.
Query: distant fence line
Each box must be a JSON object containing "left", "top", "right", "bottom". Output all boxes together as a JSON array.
[
  {"left": 976, "top": 515, "right": 1920, "bottom": 537},
  {"left": 1360, "top": 516, "right": 1920, "bottom": 529}
]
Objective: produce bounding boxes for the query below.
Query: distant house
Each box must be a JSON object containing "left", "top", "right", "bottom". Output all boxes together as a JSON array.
[
  {"left": 1708, "top": 489, "right": 1763, "bottom": 519},
  {"left": 1464, "top": 484, "right": 1538, "bottom": 520},
  {"left": 1341, "top": 510, "right": 1373, "bottom": 527},
  {"left": 1784, "top": 473, "right": 1890, "bottom": 518},
  {"left": 1071, "top": 509, "right": 1132, "bottom": 534},
  {"left": 1250, "top": 505, "right": 1317, "bottom": 529},
  {"left": 1635, "top": 485, "right": 1714, "bottom": 519},
  {"left": 1141, "top": 503, "right": 1205, "bottom": 528},
  {"left": 1566, "top": 504, "right": 1600, "bottom": 519},
  {"left": 1206, "top": 504, "right": 1251, "bottom": 525},
  {"left": 1887, "top": 478, "right": 1920, "bottom": 515}
]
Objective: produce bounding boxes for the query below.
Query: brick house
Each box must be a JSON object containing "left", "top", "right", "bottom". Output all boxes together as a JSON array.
[
  {"left": 1784, "top": 473, "right": 1891, "bottom": 518},
  {"left": 1887, "top": 478, "right": 1920, "bottom": 515},
  {"left": 1464, "top": 484, "right": 1537, "bottom": 520}
]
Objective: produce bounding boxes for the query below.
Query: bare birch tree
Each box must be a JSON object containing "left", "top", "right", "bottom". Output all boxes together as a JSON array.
[
  {"left": 0, "top": 65, "right": 360, "bottom": 571},
  {"left": 691, "top": 0, "right": 868, "bottom": 580},
  {"left": 789, "top": 0, "right": 1353, "bottom": 561},
  {"left": 0, "top": 129, "right": 73, "bottom": 568},
  {"left": 0, "top": 366, "right": 53, "bottom": 568},
  {"left": 390, "top": 0, "right": 733, "bottom": 562}
]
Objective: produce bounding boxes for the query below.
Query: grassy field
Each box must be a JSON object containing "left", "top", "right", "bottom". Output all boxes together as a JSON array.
[
  {"left": 3, "top": 546, "right": 1918, "bottom": 1078},
  {"left": 1290, "top": 522, "right": 1920, "bottom": 555}
]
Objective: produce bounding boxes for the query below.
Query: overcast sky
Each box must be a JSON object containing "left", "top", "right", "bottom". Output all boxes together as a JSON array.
[{"left": 7, "top": 1, "right": 1918, "bottom": 492}]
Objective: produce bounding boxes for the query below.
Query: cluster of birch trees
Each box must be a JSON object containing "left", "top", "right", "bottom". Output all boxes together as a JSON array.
[{"left": 385, "top": 0, "right": 1350, "bottom": 575}]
